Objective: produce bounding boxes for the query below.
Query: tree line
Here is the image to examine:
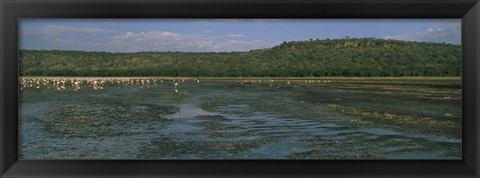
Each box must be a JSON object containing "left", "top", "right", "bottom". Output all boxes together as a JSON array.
[{"left": 19, "top": 38, "right": 461, "bottom": 77}]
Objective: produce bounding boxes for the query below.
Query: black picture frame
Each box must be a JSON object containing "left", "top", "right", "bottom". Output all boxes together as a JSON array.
[{"left": 1, "top": 0, "right": 479, "bottom": 177}]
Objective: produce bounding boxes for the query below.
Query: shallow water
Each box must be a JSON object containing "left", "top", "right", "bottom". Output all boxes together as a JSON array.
[{"left": 19, "top": 79, "right": 461, "bottom": 159}]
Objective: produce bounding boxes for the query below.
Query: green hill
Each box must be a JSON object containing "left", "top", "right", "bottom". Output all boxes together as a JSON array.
[{"left": 19, "top": 38, "right": 461, "bottom": 77}]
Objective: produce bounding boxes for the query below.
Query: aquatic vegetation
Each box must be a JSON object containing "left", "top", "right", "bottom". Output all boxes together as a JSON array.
[
  {"left": 35, "top": 102, "right": 179, "bottom": 139},
  {"left": 138, "top": 135, "right": 267, "bottom": 159},
  {"left": 323, "top": 104, "right": 459, "bottom": 136},
  {"left": 288, "top": 133, "right": 460, "bottom": 159}
]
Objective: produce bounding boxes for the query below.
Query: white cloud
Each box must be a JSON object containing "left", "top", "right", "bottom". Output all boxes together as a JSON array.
[
  {"left": 383, "top": 23, "right": 460, "bottom": 44},
  {"left": 227, "top": 33, "right": 246, "bottom": 38},
  {"left": 110, "top": 31, "right": 219, "bottom": 52},
  {"left": 214, "top": 39, "right": 276, "bottom": 51},
  {"left": 108, "top": 31, "right": 276, "bottom": 52},
  {"left": 21, "top": 25, "right": 278, "bottom": 52},
  {"left": 22, "top": 25, "right": 112, "bottom": 37}
]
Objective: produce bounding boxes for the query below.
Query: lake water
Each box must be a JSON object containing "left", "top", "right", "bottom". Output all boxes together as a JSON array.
[{"left": 18, "top": 78, "right": 461, "bottom": 159}]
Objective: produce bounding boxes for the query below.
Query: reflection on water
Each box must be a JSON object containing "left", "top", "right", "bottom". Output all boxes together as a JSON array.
[
  {"left": 166, "top": 104, "right": 214, "bottom": 119},
  {"left": 19, "top": 78, "right": 461, "bottom": 159}
]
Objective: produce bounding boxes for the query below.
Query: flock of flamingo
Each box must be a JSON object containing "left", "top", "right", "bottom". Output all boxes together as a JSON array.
[
  {"left": 19, "top": 77, "right": 333, "bottom": 91},
  {"left": 19, "top": 77, "right": 189, "bottom": 91}
]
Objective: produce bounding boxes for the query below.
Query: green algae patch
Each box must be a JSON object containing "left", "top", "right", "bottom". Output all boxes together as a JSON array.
[
  {"left": 138, "top": 135, "right": 265, "bottom": 159},
  {"left": 39, "top": 103, "right": 178, "bottom": 138},
  {"left": 288, "top": 134, "right": 461, "bottom": 159},
  {"left": 324, "top": 103, "right": 460, "bottom": 136}
]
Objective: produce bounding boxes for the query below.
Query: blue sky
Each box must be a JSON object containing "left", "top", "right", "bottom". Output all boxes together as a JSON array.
[{"left": 19, "top": 19, "right": 461, "bottom": 52}]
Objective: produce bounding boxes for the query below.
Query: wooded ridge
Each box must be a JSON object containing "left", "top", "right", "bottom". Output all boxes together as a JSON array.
[{"left": 20, "top": 38, "right": 461, "bottom": 77}]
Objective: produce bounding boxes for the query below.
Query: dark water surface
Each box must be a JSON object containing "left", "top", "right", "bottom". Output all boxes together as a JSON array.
[{"left": 19, "top": 78, "right": 461, "bottom": 159}]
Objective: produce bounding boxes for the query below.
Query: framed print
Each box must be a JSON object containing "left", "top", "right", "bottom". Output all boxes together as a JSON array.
[
  {"left": 1, "top": 0, "right": 479, "bottom": 177},
  {"left": 17, "top": 18, "right": 463, "bottom": 160}
]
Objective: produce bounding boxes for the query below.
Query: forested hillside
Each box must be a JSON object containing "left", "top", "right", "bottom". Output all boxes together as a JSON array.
[{"left": 19, "top": 38, "right": 461, "bottom": 77}]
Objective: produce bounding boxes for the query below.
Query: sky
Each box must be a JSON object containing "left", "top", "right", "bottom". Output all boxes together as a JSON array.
[{"left": 19, "top": 19, "right": 461, "bottom": 53}]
